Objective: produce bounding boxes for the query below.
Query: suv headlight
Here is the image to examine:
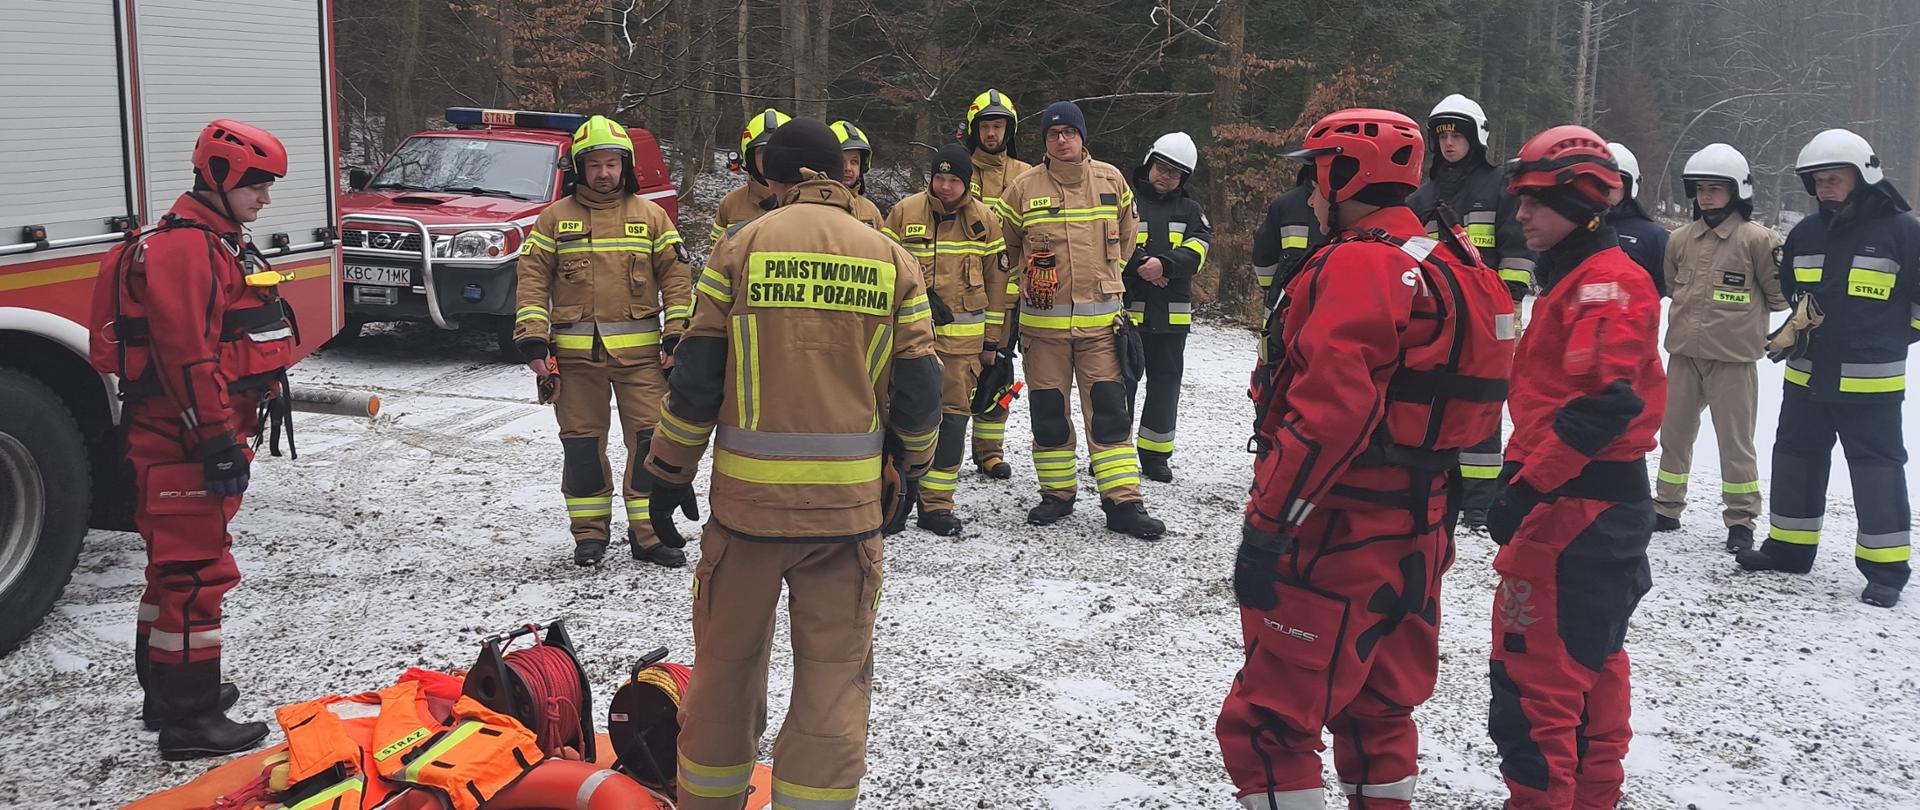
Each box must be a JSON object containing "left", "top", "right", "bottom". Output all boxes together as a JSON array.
[{"left": 433, "top": 230, "right": 507, "bottom": 259}]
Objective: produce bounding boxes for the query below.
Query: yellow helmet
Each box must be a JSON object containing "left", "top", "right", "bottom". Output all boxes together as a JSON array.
[
  {"left": 738, "top": 108, "right": 792, "bottom": 183},
  {"left": 964, "top": 89, "right": 1019, "bottom": 159},
  {"left": 830, "top": 120, "right": 872, "bottom": 177},
  {"left": 571, "top": 115, "right": 633, "bottom": 163}
]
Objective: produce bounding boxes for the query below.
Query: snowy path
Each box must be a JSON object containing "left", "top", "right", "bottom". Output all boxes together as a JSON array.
[{"left": 1, "top": 322, "right": 1916, "bottom": 809}]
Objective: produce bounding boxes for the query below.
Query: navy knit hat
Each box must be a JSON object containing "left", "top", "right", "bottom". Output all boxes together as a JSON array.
[
  {"left": 762, "top": 119, "right": 844, "bottom": 184},
  {"left": 1040, "top": 101, "right": 1086, "bottom": 139},
  {"left": 931, "top": 143, "right": 974, "bottom": 187}
]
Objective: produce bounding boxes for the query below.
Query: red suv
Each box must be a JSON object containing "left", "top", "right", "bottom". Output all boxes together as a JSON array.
[{"left": 337, "top": 108, "right": 678, "bottom": 358}]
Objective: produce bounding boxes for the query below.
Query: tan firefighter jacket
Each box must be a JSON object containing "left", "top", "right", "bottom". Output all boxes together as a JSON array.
[
  {"left": 1664, "top": 215, "right": 1789, "bottom": 363},
  {"left": 883, "top": 190, "right": 1008, "bottom": 353},
  {"left": 515, "top": 187, "right": 691, "bottom": 363},
  {"left": 711, "top": 178, "right": 776, "bottom": 246},
  {"left": 992, "top": 151, "right": 1139, "bottom": 338},
  {"left": 647, "top": 173, "right": 943, "bottom": 542}
]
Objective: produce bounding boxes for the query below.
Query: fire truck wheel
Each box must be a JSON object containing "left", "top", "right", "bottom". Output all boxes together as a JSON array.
[{"left": 0, "top": 367, "right": 89, "bottom": 658}]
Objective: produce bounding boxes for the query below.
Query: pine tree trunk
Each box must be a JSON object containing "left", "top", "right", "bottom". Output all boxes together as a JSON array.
[
  {"left": 390, "top": 0, "right": 425, "bottom": 146},
  {"left": 1208, "top": 0, "right": 1251, "bottom": 318},
  {"left": 737, "top": 0, "right": 753, "bottom": 122},
  {"left": 1573, "top": 0, "right": 1593, "bottom": 124}
]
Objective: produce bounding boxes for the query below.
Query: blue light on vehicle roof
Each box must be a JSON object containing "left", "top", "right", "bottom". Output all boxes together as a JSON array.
[{"left": 445, "top": 107, "right": 588, "bottom": 133}]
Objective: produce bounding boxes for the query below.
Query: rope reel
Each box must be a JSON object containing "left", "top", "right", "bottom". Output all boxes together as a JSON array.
[{"left": 464, "top": 618, "right": 596, "bottom": 761}]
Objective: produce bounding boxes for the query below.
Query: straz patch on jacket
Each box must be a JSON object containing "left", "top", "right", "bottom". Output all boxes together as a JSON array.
[
  {"left": 625, "top": 223, "right": 649, "bottom": 238},
  {"left": 904, "top": 223, "right": 928, "bottom": 237},
  {"left": 1027, "top": 197, "right": 1054, "bottom": 211},
  {"left": 557, "top": 220, "right": 585, "bottom": 234},
  {"left": 745, "top": 251, "right": 897, "bottom": 315}
]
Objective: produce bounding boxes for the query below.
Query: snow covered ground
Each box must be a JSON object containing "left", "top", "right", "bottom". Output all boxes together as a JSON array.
[{"left": 2, "top": 321, "right": 1918, "bottom": 809}]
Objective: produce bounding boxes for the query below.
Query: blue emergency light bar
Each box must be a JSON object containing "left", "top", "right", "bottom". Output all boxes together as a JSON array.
[{"left": 445, "top": 107, "right": 588, "bottom": 133}]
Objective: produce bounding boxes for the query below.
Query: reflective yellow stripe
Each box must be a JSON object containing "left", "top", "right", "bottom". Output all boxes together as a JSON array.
[
  {"left": 399, "top": 722, "right": 483, "bottom": 783},
  {"left": 772, "top": 777, "right": 860, "bottom": 805},
  {"left": 602, "top": 330, "right": 662, "bottom": 349},
  {"left": 897, "top": 428, "right": 937, "bottom": 453},
  {"left": 698, "top": 267, "right": 735, "bottom": 304},
  {"left": 921, "top": 467, "right": 959, "bottom": 491},
  {"left": 897, "top": 294, "right": 932, "bottom": 324},
  {"left": 1459, "top": 465, "right": 1501, "bottom": 480},
  {"left": 287, "top": 776, "right": 365, "bottom": 810},
  {"left": 678, "top": 753, "right": 754, "bottom": 799},
  {"left": 523, "top": 232, "right": 557, "bottom": 253},
  {"left": 714, "top": 449, "right": 882, "bottom": 485},
  {"left": 516, "top": 306, "right": 549, "bottom": 323},
  {"left": 1712, "top": 289, "right": 1751, "bottom": 304},
  {"left": 1466, "top": 223, "right": 1496, "bottom": 249},
  {"left": 1167, "top": 312, "right": 1193, "bottom": 326},
  {"left": 1023, "top": 207, "right": 1121, "bottom": 226},
  {"left": 659, "top": 409, "right": 713, "bottom": 447},
  {"left": 1857, "top": 544, "right": 1912, "bottom": 563},
  {"left": 1839, "top": 374, "right": 1905, "bottom": 393},
  {"left": 733, "top": 315, "right": 760, "bottom": 430},
  {"left": 935, "top": 320, "right": 987, "bottom": 338},
  {"left": 1136, "top": 434, "right": 1174, "bottom": 453},
  {"left": 1280, "top": 236, "right": 1308, "bottom": 249},
  {"left": 1795, "top": 266, "right": 1823, "bottom": 283},
  {"left": 1657, "top": 469, "right": 1689, "bottom": 485},
  {"left": 554, "top": 334, "right": 596, "bottom": 350},
  {"left": 566, "top": 496, "right": 614, "bottom": 517},
  {"left": 665, "top": 304, "right": 692, "bottom": 321},
  {"left": 1722, "top": 480, "right": 1761, "bottom": 494},
  {"left": 1785, "top": 366, "right": 1811, "bottom": 387},
  {"left": 1769, "top": 526, "right": 1820, "bottom": 545},
  {"left": 1848, "top": 267, "right": 1896, "bottom": 300},
  {"left": 1498, "top": 267, "right": 1532, "bottom": 284}
]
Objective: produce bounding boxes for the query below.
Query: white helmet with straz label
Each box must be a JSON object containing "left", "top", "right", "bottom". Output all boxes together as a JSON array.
[
  {"left": 1428, "top": 94, "right": 1491, "bottom": 151},
  {"left": 1143, "top": 131, "right": 1199, "bottom": 175},
  {"left": 1683, "top": 143, "right": 1755, "bottom": 201},
  {"left": 1795, "top": 128, "right": 1883, "bottom": 194}
]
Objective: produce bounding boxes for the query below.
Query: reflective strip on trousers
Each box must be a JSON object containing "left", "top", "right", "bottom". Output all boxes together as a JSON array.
[
  {"left": 1459, "top": 452, "right": 1503, "bottom": 479},
  {"left": 1769, "top": 513, "right": 1822, "bottom": 545},
  {"left": 1091, "top": 446, "right": 1140, "bottom": 491},
  {"left": 149, "top": 628, "right": 222, "bottom": 652},
  {"left": 1034, "top": 449, "right": 1079, "bottom": 487},
  {"left": 1137, "top": 426, "right": 1175, "bottom": 453},
  {"left": 1657, "top": 469, "right": 1689, "bottom": 486},
  {"left": 1020, "top": 299, "right": 1124, "bottom": 330},
  {"left": 1341, "top": 775, "right": 1417, "bottom": 801},
  {"left": 1857, "top": 529, "right": 1912, "bottom": 564},
  {"left": 625, "top": 498, "right": 650, "bottom": 520},
  {"left": 1238, "top": 788, "right": 1325, "bottom": 810},
  {"left": 677, "top": 753, "right": 753, "bottom": 799},
  {"left": 770, "top": 777, "right": 859, "bottom": 810},
  {"left": 567, "top": 496, "right": 614, "bottom": 518},
  {"left": 1839, "top": 360, "right": 1905, "bottom": 393},
  {"left": 973, "top": 421, "right": 1006, "bottom": 439},
  {"left": 1722, "top": 480, "right": 1760, "bottom": 494},
  {"left": 716, "top": 426, "right": 884, "bottom": 458},
  {"left": 921, "top": 466, "right": 960, "bottom": 491}
]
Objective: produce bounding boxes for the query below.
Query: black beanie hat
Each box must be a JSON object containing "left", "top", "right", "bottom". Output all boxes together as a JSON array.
[
  {"left": 762, "top": 119, "right": 844, "bottom": 184},
  {"left": 931, "top": 143, "right": 973, "bottom": 187},
  {"left": 1521, "top": 185, "right": 1606, "bottom": 228}
]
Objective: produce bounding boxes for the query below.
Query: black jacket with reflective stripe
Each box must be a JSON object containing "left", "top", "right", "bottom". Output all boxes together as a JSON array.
[
  {"left": 1123, "top": 174, "right": 1212, "bottom": 333},
  {"left": 1777, "top": 184, "right": 1920, "bottom": 400},
  {"left": 1407, "top": 160, "right": 1532, "bottom": 302},
  {"left": 1251, "top": 184, "right": 1323, "bottom": 309}
]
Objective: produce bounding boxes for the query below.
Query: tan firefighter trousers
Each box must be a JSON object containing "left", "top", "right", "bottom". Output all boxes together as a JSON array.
[
  {"left": 1022, "top": 330, "right": 1143, "bottom": 504},
  {"left": 675, "top": 526, "right": 884, "bottom": 810},
  {"left": 554, "top": 352, "right": 667, "bottom": 549},
  {"left": 1655, "top": 354, "right": 1762, "bottom": 528},
  {"left": 919, "top": 350, "right": 981, "bottom": 513}
]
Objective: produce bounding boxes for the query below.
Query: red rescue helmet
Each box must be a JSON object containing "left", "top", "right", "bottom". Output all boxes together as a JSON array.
[
  {"left": 1505, "top": 124, "right": 1620, "bottom": 209},
  {"left": 1283, "top": 109, "right": 1424, "bottom": 205},
  {"left": 192, "top": 119, "right": 288, "bottom": 193}
]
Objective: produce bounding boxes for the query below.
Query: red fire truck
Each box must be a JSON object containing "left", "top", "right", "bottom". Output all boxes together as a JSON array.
[
  {"left": 335, "top": 108, "right": 679, "bottom": 359},
  {"left": 0, "top": 0, "right": 343, "bottom": 655}
]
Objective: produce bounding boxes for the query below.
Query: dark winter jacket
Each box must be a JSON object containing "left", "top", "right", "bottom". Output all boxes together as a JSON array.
[
  {"left": 1251, "top": 182, "right": 1323, "bottom": 310},
  {"left": 1123, "top": 168, "right": 1212, "bottom": 333},
  {"left": 1607, "top": 200, "right": 1669, "bottom": 297},
  {"left": 1408, "top": 159, "right": 1533, "bottom": 302},
  {"left": 1777, "top": 182, "right": 1920, "bottom": 402}
]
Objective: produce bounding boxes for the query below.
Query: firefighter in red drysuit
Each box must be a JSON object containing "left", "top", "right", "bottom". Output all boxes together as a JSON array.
[
  {"left": 1486, "top": 125, "right": 1666, "bottom": 810},
  {"left": 1219, "top": 109, "right": 1515, "bottom": 810},
  {"left": 88, "top": 120, "right": 297, "bottom": 761}
]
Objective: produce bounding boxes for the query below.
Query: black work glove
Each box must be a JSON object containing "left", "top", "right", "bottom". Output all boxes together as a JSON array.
[
  {"left": 1487, "top": 479, "right": 1548, "bottom": 546},
  {"left": 1232, "top": 518, "right": 1294, "bottom": 611},
  {"left": 200, "top": 439, "right": 250, "bottom": 497},
  {"left": 648, "top": 481, "right": 701, "bottom": 548}
]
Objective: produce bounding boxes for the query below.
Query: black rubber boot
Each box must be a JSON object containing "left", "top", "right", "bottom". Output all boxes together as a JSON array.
[
  {"left": 1027, "top": 496, "right": 1075, "bottom": 526},
  {"left": 977, "top": 459, "right": 1012, "bottom": 480},
  {"left": 1655, "top": 514, "right": 1683, "bottom": 532},
  {"left": 916, "top": 509, "right": 963, "bottom": 536},
  {"left": 154, "top": 661, "right": 267, "bottom": 761},
  {"left": 1102, "top": 499, "right": 1165, "bottom": 540},
  {"left": 1141, "top": 453, "right": 1173, "bottom": 483},
  {"left": 139, "top": 635, "right": 239, "bottom": 730},
  {"left": 1736, "top": 547, "right": 1814, "bottom": 574},
  {"left": 1861, "top": 583, "right": 1902, "bottom": 608},
  {"left": 1460, "top": 509, "right": 1489, "bottom": 533},
  {"left": 574, "top": 539, "right": 608, "bottom": 567},
  {"left": 630, "top": 532, "right": 687, "bottom": 568},
  {"left": 1725, "top": 525, "right": 1755, "bottom": 554}
]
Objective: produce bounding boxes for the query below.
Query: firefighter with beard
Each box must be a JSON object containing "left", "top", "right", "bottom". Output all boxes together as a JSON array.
[
  {"left": 963, "top": 89, "right": 1033, "bottom": 479},
  {"left": 711, "top": 108, "right": 792, "bottom": 245},
  {"left": 882, "top": 143, "right": 1008, "bottom": 534},
  {"left": 1123, "top": 132, "right": 1211, "bottom": 483},
  {"left": 1486, "top": 125, "right": 1665, "bottom": 810},
  {"left": 1653, "top": 143, "right": 1786, "bottom": 553},
  {"left": 830, "top": 119, "right": 887, "bottom": 231},
  {"left": 516, "top": 115, "right": 692, "bottom": 569},
  {"left": 1220, "top": 108, "right": 1515, "bottom": 810},
  {"left": 1737, "top": 128, "right": 1920, "bottom": 608},
  {"left": 1407, "top": 94, "right": 1532, "bottom": 531}
]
